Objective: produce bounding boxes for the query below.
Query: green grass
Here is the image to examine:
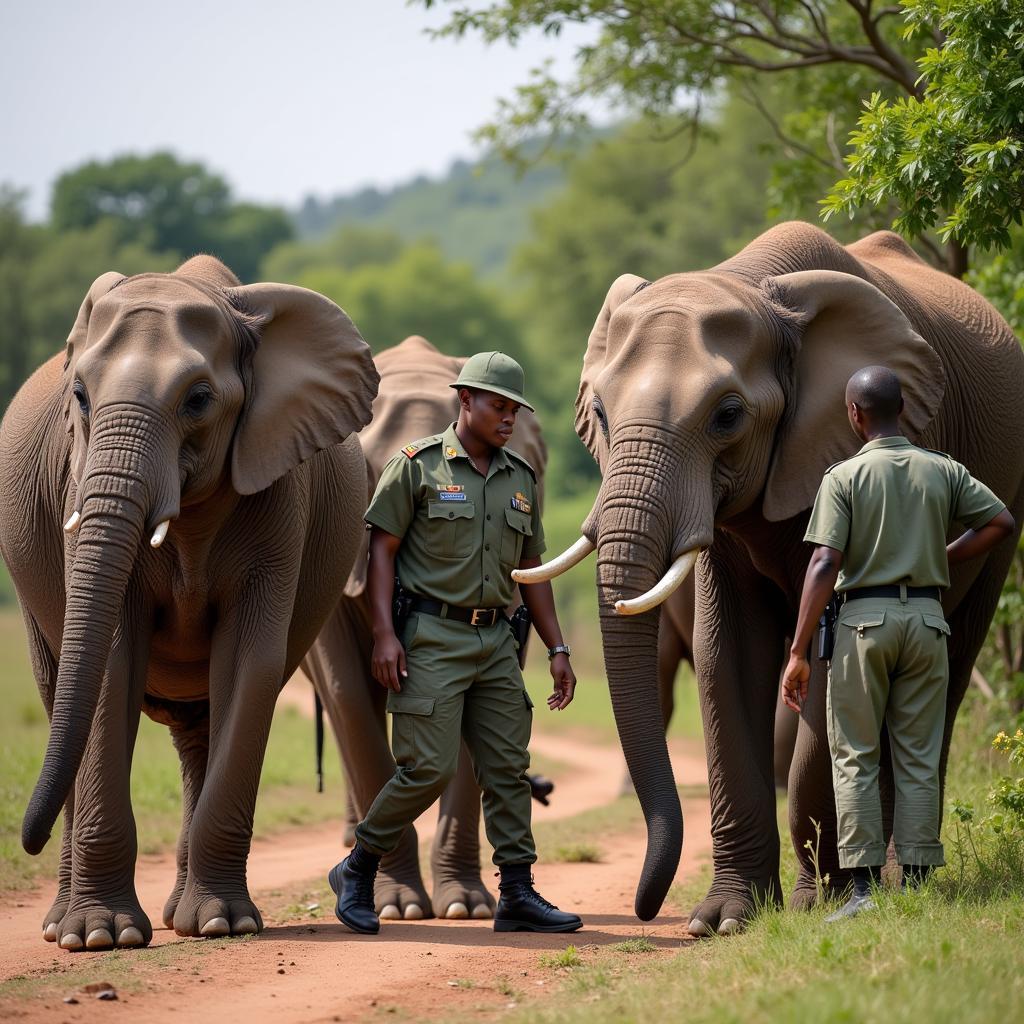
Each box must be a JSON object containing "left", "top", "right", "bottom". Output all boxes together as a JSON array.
[
  {"left": 609, "top": 936, "right": 658, "bottom": 954},
  {"left": 539, "top": 945, "right": 583, "bottom": 969},
  {"left": 0, "top": 609, "right": 345, "bottom": 892},
  {"left": 550, "top": 842, "right": 603, "bottom": 863}
]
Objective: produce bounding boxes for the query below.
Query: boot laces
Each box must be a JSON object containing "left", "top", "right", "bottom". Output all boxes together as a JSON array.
[{"left": 350, "top": 867, "right": 377, "bottom": 905}]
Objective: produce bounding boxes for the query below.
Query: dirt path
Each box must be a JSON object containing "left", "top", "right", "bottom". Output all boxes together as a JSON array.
[{"left": 0, "top": 695, "right": 711, "bottom": 1023}]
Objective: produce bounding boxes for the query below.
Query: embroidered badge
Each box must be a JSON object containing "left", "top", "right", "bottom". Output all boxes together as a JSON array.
[
  {"left": 439, "top": 491, "right": 468, "bottom": 501},
  {"left": 444, "top": 446, "right": 459, "bottom": 459},
  {"left": 440, "top": 485, "right": 464, "bottom": 493},
  {"left": 510, "top": 492, "right": 532, "bottom": 514},
  {"left": 402, "top": 444, "right": 420, "bottom": 459}
]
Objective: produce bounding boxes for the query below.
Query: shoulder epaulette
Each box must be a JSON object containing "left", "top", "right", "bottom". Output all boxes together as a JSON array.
[
  {"left": 921, "top": 447, "right": 953, "bottom": 460},
  {"left": 506, "top": 448, "right": 537, "bottom": 478},
  {"left": 399, "top": 435, "right": 443, "bottom": 460},
  {"left": 823, "top": 456, "right": 855, "bottom": 475}
]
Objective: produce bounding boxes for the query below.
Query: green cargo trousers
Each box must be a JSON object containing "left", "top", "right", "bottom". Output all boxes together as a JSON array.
[
  {"left": 827, "top": 595, "right": 951, "bottom": 869},
  {"left": 355, "top": 611, "right": 536, "bottom": 865}
]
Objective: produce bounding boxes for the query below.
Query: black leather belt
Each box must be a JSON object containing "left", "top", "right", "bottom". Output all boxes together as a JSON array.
[
  {"left": 843, "top": 585, "right": 941, "bottom": 602},
  {"left": 408, "top": 595, "right": 504, "bottom": 627}
]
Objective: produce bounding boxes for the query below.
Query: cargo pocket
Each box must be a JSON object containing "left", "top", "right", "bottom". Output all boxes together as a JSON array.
[
  {"left": 386, "top": 694, "right": 436, "bottom": 762},
  {"left": 838, "top": 610, "right": 886, "bottom": 640},
  {"left": 922, "top": 613, "right": 951, "bottom": 639},
  {"left": 427, "top": 500, "right": 476, "bottom": 558},
  {"left": 523, "top": 690, "right": 534, "bottom": 711},
  {"left": 501, "top": 506, "right": 533, "bottom": 566}
]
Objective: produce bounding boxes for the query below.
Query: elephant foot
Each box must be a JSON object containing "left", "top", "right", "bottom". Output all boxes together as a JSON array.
[
  {"left": 162, "top": 867, "right": 188, "bottom": 929},
  {"left": 56, "top": 892, "right": 152, "bottom": 952},
  {"left": 374, "top": 863, "right": 433, "bottom": 921},
  {"left": 172, "top": 875, "right": 263, "bottom": 938},
  {"left": 432, "top": 873, "right": 496, "bottom": 921},
  {"left": 42, "top": 891, "right": 70, "bottom": 943},
  {"left": 686, "top": 873, "right": 780, "bottom": 938}
]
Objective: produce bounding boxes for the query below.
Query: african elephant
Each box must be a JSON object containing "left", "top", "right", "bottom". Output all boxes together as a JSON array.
[
  {"left": 0, "top": 256, "right": 378, "bottom": 950},
  {"left": 302, "top": 334, "right": 548, "bottom": 920},
  {"left": 519, "top": 222, "right": 1024, "bottom": 932}
]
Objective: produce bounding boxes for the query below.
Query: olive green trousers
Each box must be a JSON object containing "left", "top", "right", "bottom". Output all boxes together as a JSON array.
[
  {"left": 827, "top": 596, "right": 950, "bottom": 869},
  {"left": 355, "top": 612, "right": 536, "bottom": 865}
]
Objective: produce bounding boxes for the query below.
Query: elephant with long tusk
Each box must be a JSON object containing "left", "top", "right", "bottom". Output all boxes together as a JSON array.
[
  {"left": 0, "top": 255, "right": 379, "bottom": 951},
  {"left": 522, "top": 221, "right": 1024, "bottom": 933}
]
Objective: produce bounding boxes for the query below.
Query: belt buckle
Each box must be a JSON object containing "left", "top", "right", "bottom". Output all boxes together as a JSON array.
[{"left": 470, "top": 608, "right": 494, "bottom": 627}]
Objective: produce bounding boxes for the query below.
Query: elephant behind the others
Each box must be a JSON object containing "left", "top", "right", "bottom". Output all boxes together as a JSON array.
[{"left": 302, "top": 334, "right": 548, "bottom": 922}]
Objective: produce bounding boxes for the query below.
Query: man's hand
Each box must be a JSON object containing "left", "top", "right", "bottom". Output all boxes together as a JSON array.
[
  {"left": 782, "top": 652, "right": 810, "bottom": 713},
  {"left": 547, "top": 653, "right": 576, "bottom": 710},
  {"left": 371, "top": 630, "right": 407, "bottom": 692}
]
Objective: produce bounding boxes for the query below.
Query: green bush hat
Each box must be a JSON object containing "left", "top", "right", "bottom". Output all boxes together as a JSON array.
[{"left": 450, "top": 351, "right": 535, "bottom": 412}]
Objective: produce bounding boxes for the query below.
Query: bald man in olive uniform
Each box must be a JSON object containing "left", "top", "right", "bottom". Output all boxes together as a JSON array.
[
  {"left": 328, "top": 352, "right": 582, "bottom": 936},
  {"left": 783, "top": 366, "right": 1014, "bottom": 920}
]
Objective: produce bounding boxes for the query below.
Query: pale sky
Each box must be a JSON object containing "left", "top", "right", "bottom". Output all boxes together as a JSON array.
[{"left": 2, "top": 0, "right": 603, "bottom": 219}]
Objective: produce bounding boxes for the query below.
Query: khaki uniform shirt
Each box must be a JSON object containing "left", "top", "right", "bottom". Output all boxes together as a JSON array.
[
  {"left": 365, "top": 422, "right": 545, "bottom": 608},
  {"left": 804, "top": 436, "right": 1004, "bottom": 591}
]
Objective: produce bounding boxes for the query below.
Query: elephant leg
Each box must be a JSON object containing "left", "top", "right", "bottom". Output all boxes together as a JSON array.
[
  {"left": 688, "top": 536, "right": 785, "bottom": 936},
  {"left": 57, "top": 602, "right": 152, "bottom": 951},
  {"left": 772, "top": 683, "right": 798, "bottom": 791},
  {"left": 306, "top": 597, "right": 431, "bottom": 920},
  {"left": 163, "top": 706, "right": 210, "bottom": 928},
  {"left": 172, "top": 598, "right": 286, "bottom": 939},
  {"left": 22, "top": 610, "right": 72, "bottom": 943},
  {"left": 430, "top": 743, "right": 495, "bottom": 920}
]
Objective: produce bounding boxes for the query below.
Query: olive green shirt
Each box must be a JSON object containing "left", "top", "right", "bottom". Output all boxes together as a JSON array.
[
  {"left": 365, "top": 422, "right": 545, "bottom": 608},
  {"left": 805, "top": 436, "right": 1005, "bottom": 591}
]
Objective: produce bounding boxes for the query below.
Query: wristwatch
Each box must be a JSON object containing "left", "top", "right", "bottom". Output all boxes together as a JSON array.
[{"left": 547, "top": 644, "right": 571, "bottom": 660}]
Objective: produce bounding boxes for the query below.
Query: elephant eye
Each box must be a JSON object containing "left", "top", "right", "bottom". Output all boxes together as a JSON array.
[
  {"left": 592, "top": 397, "right": 609, "bottom": 439},
  {"left": 712, "top": 400, "right": 744, "bottom": 435},
  {"left": 182, "top": 384, "right": 214, "bottom": 418},
  {"left": 72, "top": 381, "right": 90, "bottom": 418}
]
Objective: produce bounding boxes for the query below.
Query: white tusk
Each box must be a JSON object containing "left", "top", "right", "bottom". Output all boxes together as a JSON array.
[
  {"left": 511, "top": 537, "right": 596, "bottom": 584},
  {"left": 150, "top": 520, "right": 170, "bottom": 548},
  {"left": 63, "top": 510, "right": 81, "bottom": 533},
  {"left": 614, "top": 549, "right": 701, "bottom": 616}
]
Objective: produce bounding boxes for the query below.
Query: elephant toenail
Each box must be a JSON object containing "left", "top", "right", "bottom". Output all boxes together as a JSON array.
[
  {"left": 233, "top": 916, "right": 259, "bottom": 934},
  {"left": 471, "top": 904, "right": 493, "bottom": 920},
  {"left": 403, "top": 904, "right": 424, "bottom": 921},
  {"left": 379, "top": 905, "right": 401, "bottom": 921},
  {"left": 717, "top": 918, "right": 741, "bottom": 935},
  {"left": 43, "top": 923, "right": 58, "bottom": 942},
  {"left": 686, "top": 918, "right": 714, "bottom": 938},
  {"left": 117, "top": 926, "right": 145, "bottom": 946},
  {"left": 60, "top": 933, "right": 84, "bottom": 951},
  {"left": 200, "top": 917, "right": 230, "bottom": 937},
  {"left": 444, "top": 902, "right": 469, "bottom": 920},
  {"left": 85, "top": 928, "right": 113, "bottom": 949}
]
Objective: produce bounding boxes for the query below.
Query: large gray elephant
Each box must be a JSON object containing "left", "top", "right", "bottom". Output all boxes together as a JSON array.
[
  {"left": 519, "top": 222, "right": 1024, "bottom": 932},
  {"left": 302, "top": 334, "right": 548, "bottom": 920},
  {"left": 0, "top": 256, "right": 378, "bottom": 950}
]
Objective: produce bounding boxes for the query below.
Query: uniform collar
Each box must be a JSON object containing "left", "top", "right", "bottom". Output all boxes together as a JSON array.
[
  {"left": 441, "top": 423, "right": 512, "bottom": 473},
  {"left": 858, "top": 434, "right": 912, "bottom": 453}
]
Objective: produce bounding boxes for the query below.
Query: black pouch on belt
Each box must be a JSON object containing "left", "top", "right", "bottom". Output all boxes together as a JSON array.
[
  {"left": 508, "top": 603, "right": 532, "bottom": 669},
  {"left": 817, "top": 593, "right": 842, "bottom": 662},
  {"left": 392, "top": 577, "right": 413, "bottom": 636}
]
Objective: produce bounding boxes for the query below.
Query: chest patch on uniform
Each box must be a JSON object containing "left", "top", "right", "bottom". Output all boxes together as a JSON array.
[
  {"left": 511, "top": 492, "right": 532, "bottom": 514},
  {"left": 444, "top": 446, "right": 459, "bottom": 459},
  {"left": 402, "top": 444, "right": 421, "bottom": 459},
  {"left": 438, "top": 485, "right": 467, "bottom": 501}
]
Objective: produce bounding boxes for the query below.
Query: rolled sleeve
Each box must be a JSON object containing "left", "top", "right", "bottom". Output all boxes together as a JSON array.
[
  {"left": 364, "top": 454, "right": 417, "bottom": 539},
  {"left": 952, "top": 464, "right": 1006, "bottom": 530},
  {"left": 804, "top": 472, "right": 851, "bottom": 552}
]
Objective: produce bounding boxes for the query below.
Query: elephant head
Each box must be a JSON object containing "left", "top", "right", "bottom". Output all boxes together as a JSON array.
[
  {"left": 520, "top": 263, "right": 945, "bottom": 919},
  {"left": 22, "top": 256, "right": 378, "bottom": 854}
]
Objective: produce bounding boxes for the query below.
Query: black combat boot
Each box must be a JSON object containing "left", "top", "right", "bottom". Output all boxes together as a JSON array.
[
  {"left": 494, "top": 864, "right": 582, "bottom": 933},
  {"left": 825, "top": 865, "right": 880, "bottom": 922},
  {"left": 328, "top": 843, "right": 381, "bottom": 935}
]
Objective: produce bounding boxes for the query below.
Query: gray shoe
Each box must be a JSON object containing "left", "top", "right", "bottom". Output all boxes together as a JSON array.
[{"left": 825, "top": 893, "right": 876, "bottom": 922}]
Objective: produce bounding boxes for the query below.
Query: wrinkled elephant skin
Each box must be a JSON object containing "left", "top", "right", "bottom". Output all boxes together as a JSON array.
[
  {"left": 573, "top": 222, "right": 1024, "bottom": 930},
  {"left": 0, "top": 256, "right": 378, "bottom": 949}
]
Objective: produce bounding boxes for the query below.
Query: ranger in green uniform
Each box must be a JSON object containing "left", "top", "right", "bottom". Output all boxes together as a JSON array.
[
  {"left": 328, "top": 351, "right": 583, "bottom": 936},
  {"left": 782, "top": 365, "right": 1014, "bottom": 920}
]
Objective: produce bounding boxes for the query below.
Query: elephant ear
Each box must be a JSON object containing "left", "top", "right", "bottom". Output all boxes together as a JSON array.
[
  {"left": 64, "top": 271, "right": 126, "bottom": 486},
  {"left": 576, "top": 273, "right": 649, "bottom": 467},
  {"left": 762, "top": 269, "right": 946, "bottom": 523},
  {"left": 227, "top": 283, "right": 379, "bottom": 496}
]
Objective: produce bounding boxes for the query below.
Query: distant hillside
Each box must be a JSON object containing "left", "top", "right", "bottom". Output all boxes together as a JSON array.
[{"left": 292, "top": 142, "right": 592, "bottom": 280}]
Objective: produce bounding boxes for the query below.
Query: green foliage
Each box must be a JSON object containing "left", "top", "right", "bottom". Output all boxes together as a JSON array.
[
  {"left": 824, "top": 0, "right": 1024, "bottom": 251},
  {"left": 539, "top": 945, "right": 582, "bottom": 969},
  {"left": 970, "top": 231, "right": 1024, "bottom": 335},
  {"left": 50, "top": 152, "right": 293, "bottom": 281}
]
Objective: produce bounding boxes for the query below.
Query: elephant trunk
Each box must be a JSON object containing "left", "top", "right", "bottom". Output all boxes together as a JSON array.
[
  {"left": 22, "top": 409, "right": 158, "bottom": 855},
  {"left": 595, "top": 435, "right": 713, "bottom": 919}
]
